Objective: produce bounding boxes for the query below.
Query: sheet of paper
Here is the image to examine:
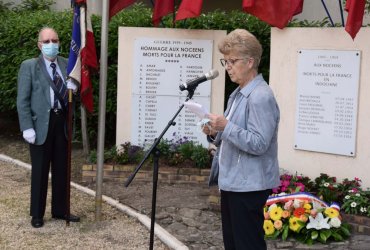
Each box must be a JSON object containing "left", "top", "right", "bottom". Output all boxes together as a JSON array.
[{"left": 184, "top": 100, "right": 209, "bottom": 119}]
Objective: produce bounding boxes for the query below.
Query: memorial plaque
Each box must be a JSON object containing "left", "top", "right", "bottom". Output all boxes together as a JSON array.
[
  {"left": 294, "top": 49, "right": 360, "bottom": 156},
  {"left": 131, "top": 37, "right": 213, "bottom": 147}
]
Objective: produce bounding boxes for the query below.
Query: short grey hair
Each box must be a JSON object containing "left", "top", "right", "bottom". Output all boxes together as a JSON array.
[
  {"left": 38, "top": 27, "right": 59, "bottom": 42},
  {"left": 218, "top": 29, "right": 262, "bottom": 69}
]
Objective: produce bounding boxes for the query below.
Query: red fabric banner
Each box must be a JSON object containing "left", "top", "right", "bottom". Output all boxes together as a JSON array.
[
  {"left": 152, "top": 0, "right": 174, "bottom": 26},
  {"left": 345, "top": 0, "right": 366, "bottom": 39},
  {"left": 242, "top": 0, "right": 304, "bottom": 29},
  {"left": 80, "top": 27, "right": 98, "bottom": 113},
  {"left": 109, "top": 0, "right": 136, "bottom": 19},
  {"left": 175, "top": 0, "right": 203, "bottom": 21}
]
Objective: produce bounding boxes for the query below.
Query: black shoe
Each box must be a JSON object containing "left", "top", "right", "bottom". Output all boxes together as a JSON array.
[
  {"left": 31, "top": 217, "right": 44, "bottom": 228},
  {"left": 52, "top": 214, "right": 80, "bottom": 222}
]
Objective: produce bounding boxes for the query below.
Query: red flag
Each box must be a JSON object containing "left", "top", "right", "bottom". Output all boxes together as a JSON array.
[
  {"left": 345, "top": 0, "right": 365, "bottom": 40},
  {"left": 109, "top": 0, "right": 136, "bottom": 19},
  {"left": 152, "top": 0, "right": 174, "bottom": 26},
  {"left": 80, "top": 5, "right": 98, "bottom": 113},
  {"left": 175, "top": 0, "right": 203, "bottom": 21},
  {"left": 242, "top": 0, "right": 304, "bottom": 29}
]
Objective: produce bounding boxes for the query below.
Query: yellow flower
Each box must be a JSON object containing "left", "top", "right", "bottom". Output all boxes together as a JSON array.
[
  {"left": 289, "top": 217, "right": 302, "bottom": 232},
  {"left": 324, "top": 207, "right": 339, "bottom": 218},
  {"left": 264, "top": 220, "right": 275, "bottom": 235},
  {"left": 304, "top": 203, "right": 312, "bottom": 213},
  {"left": 269, "top": 206, "right": 283, "bottom": 221}
]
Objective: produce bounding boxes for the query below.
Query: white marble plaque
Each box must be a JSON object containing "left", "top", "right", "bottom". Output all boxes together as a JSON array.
[
  {"left": 131, "top": 38, "right": 213, "bottom": 147},
  {"left": 294, "top": 49, "right": 360, "bottom": 156}
]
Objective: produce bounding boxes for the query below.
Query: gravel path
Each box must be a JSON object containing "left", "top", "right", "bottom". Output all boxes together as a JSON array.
[{"left": 0, "top": 160, "right": 169, "bottom": 250}]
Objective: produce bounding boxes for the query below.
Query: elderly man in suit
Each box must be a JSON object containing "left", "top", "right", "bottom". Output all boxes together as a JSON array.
[{"left": 17, "top": 27, "right": 79, "bottom": 228}]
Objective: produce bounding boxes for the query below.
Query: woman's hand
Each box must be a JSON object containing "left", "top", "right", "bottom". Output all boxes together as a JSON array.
[
  {"left": 202, "top": 122, "right": 216, "bottom": 136},
  {"left": 207, "top": 113, "right": 228, "bottom": 132}
]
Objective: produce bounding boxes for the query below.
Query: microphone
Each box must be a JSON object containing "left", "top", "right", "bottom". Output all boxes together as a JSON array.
[{"left": 179, "top": 69, "right": 219, "bottom": 91}]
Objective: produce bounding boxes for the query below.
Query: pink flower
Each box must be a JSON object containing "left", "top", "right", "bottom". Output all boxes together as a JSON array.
[
  {"left": 295, "top": 182, "right": 305, "bottom": 192},
  {"left": 264, "top": 212, "right": 270, "bottom": 220},
  {"left": 284, "top": 200, "right": 293, "bottom": 210},
  {"left": 310, "top": 209, "right": 318, "bottom": 217},
  {"left": 274, "top": 220, "right": 283, "bottom": 230},
  {"left": 282, "top": 210, "right": 290, "bottom": 218},
  {"left": 300, "top": 215, "right": 308, "bottom": 222},
  {"left": 282, "top": 180, "right": 290, "bottom": 187}
]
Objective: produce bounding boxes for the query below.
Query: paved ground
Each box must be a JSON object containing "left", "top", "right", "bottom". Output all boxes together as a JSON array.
[{"left": 0, "top": 158, "right": 170, "bottom": 249}]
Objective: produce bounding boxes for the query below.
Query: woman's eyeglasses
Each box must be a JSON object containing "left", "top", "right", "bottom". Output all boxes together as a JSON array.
[
  {"left": 39, "top": 39, "right": 59, "bottom": 44},
  {"left": 220, "top": 58, "right": 252, "bottom": 67}
]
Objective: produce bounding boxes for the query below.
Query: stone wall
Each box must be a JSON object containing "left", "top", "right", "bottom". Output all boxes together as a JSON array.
[{"left": 82, "top": 164, "right": 211, "bottom": 184}]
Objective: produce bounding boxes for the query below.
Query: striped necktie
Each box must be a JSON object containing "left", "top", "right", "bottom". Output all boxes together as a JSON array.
[{"left": 50, "top": 62, "right": 67, "bottom": 108}]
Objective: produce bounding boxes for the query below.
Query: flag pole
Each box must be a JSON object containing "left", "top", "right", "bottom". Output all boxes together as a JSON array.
[
  {"left": 66, "top": 89, "right": 73, "bottom": 226},
  {"left": 95, "top": 0, "right": 109, "bottom": 221}
]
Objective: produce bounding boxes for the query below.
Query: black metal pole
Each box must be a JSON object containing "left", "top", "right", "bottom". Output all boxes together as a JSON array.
[
  {"left": 321, "top": 0, "right": 335, "bottom": 27},
  {"left": 149, "top": 148, "right": 160, "bottom": 250},
  {"left": 124, "top": 89, "right": 195, "bottom": 250},
  {"left": 124, "top": 89, "right": 194, "bottom": 188},
  {"left": 338, "top": 0, "right": 345, "bottom": 27},
  {"left": 66, "top": 89, "right": 73, "bottom": 226}
]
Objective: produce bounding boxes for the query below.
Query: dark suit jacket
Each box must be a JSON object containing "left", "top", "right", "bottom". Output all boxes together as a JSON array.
[{"left": 17, "top": 54, "right": 68, "bottom": 145}]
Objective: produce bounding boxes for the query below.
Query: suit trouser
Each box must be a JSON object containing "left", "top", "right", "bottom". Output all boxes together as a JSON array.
[
  {"left": 29, "top": 111, "right": 68, "bottom": 218},
  {"left": 220, "top": 189, "right": 271, "bottom": 250}
]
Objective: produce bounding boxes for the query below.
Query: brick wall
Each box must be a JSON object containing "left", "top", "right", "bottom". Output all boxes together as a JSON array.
[{"left": 82, "top": 164, "right": 211, "bottom": 184}]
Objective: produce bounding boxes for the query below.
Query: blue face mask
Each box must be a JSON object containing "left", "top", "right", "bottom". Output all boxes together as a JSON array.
[{"left": 41, "top": 43, "right": 59, "bottom": 59}]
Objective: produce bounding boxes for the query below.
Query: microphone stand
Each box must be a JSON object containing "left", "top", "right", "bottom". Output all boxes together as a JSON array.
[{"left": 124, "top": 88, "right": 196, "bottom": 250}]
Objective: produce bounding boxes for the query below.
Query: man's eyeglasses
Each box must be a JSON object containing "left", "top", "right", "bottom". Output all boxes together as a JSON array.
[
  {"left": 39, "top": 39, "right": 59, "bottom": 44},
  {"left": 220, "top": 58, "right": 251, "bottom": 67}
]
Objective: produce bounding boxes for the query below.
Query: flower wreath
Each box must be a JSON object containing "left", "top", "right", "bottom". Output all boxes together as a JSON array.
[{"left": 263, "top": 192, "right": 351, "bottom": 244}]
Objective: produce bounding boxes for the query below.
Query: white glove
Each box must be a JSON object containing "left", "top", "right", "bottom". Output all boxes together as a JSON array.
[
  {"left": 23, "top": 128, "right": 36, "bottom": 144},
  {"left": 66, "top": 79, "right": 77, "bottom": 92}
]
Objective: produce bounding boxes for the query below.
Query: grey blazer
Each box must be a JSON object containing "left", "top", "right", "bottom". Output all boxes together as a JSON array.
[
  {"left": 17, "top": 54, "right": 68, "bottom": 145},
  {"left": 209, "top": 74, "right": 280, "bottom": 192}
]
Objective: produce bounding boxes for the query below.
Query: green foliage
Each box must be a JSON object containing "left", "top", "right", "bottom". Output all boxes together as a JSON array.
[
  {"left": 0, "top": 1, "right": 13, "bottom": 12},
  {"left": 88, "top": 137, "right": 211, "bottom": 169},
  {"left": 119, "top": 142, "right": 145, "bottom": 164},
  {"left": 13, "top": 0, "right": 55, "bottom": 11},
  {"left": 313, "top": 173, "right": 339, "bottom": 204},
  {"left": 341, "top": 189, "right": 370, "bottom": 216},
  {"left": 190, "top": 144, "right": 210, "bottom": 168},
  {"left": 88, "top": 142, "right": 145, "bottom": 165},
  {"left": 0, "top": 9, "right": 72, "bottom": 112},
  {"left": 289, "top": 17, "right": 331, "bottom": 27},
  {"left": 273, "top": 173, "right": 370, "bottom": 219},
  {"left": 153, "top": 134, "right": 210, "bottom": 168}
]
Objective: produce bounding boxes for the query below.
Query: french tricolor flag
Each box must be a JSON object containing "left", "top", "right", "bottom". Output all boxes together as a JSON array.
[{"left": 67, "top": 0, "right": 98, "bottom": 113}]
